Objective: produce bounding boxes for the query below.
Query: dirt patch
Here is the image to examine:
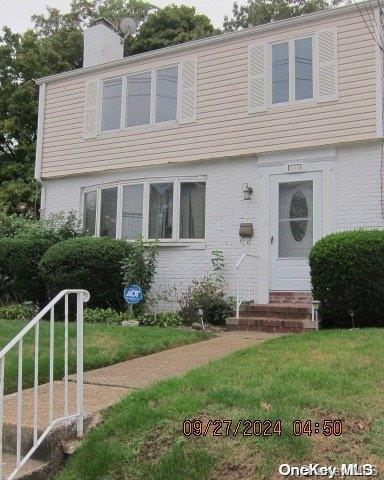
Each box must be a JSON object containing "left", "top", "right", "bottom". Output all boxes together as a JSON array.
[
  {"left": 138, "top": 427, "right": 175, "bottom": 461},
  {"left": 209, "top": 443, "right": 258, "bottom": 480}
]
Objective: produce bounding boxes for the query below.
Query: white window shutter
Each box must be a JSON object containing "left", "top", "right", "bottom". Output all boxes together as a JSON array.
[
  {"left": 248, "top": 43, "right": 267, "bottom": 113},
  {"left": 84, "top": 80, "right": 99, "bottom": 139},
  {"left": 179, "top": 59, "right": 197, "bottom": 124},
  {"left": 316, "top": 29, "right": 338, "bottom": 102}
]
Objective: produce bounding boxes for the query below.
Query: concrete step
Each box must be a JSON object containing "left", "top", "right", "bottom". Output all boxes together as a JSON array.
[
  {"left": 2, "top": 452, "right": 48, "bottom": 480},
  {"left": 227, "top": 317, "right": 318, "bottom": 333},
  {"left": 269, "top": 291, "right": 312, "bottom": 305},
  {"left": 241, "top": 304, "right": 310, "bottom": 320}
]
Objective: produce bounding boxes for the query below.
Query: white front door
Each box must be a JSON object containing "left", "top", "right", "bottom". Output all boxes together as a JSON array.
[{"left": 270, "top": 172, "right": 322, "bottom": 291}]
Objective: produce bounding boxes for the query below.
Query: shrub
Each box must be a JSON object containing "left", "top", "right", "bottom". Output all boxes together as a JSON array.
[
  {"left": 0, "top": 237, "right": 54, "bottom": 304},
  {"left": 139, "top": 312, "right": 183, "bottom": 327},
  {"left": 180, "top": 278, "right": 235, "bottom": 326},
  {"left": 309, "top": 229, "right": 384, "bottom": 328},
  {"left": 39, "top": 237, "right": 134, "bottom": 310},
  {"left": 121, "top": 238, "right": 158, "bottom": 311},
  {"left": 84, "top": 307, "right": 124, "bottom": 325},
  {"left": 0, "top": 302, "right": 38, "bottom": 321},
  {"left": 0, "top": 211, "right": 83, "bottom": 242}
]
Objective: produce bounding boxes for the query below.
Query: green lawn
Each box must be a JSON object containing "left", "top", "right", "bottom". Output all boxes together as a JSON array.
[
  {"left": 58, "top": 329, "right": 384, "bottom": 480},
  {"left": 0, "top": 320, "right": 210, "bottom": 394}
]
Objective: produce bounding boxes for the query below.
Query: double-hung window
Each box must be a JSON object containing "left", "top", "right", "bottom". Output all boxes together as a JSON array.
[
  {"left": 271, "top": 36, "right": 313, "bottom": 105},
  {"left": 101, "top": 78, "right": 123, "bottom": 131},
  {"left": 101, "top": 65, "right": 179, "bottom": 132},
  {"left": 83, "top": 179, "right": 206, "bottom": 241}
]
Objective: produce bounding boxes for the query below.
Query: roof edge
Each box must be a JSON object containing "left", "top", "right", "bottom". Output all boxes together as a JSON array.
[{"left": 36, "top": 1, "right": 368, "bottom": 85}]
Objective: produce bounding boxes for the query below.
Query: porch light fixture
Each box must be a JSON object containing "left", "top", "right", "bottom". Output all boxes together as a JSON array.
[
  {"left": 242, "top": 183, "right": 253, "bottom": 200},
  {"left": 196, "top": 305, "right": 205, "bottom": 330}
]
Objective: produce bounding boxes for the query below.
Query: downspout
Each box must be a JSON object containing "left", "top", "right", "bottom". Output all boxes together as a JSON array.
[
  {"left": 34, "top": 82, "right": 46, "bottom": 216},
  {"left": 373, "top": 8, "right": 384, "bottom": 220}
]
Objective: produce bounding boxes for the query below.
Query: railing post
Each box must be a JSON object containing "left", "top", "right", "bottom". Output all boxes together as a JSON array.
[
  {"left": 236, "top": 268, "right": 240, "bottom": 320},
  {"left": 76, "top": 292, "right": 84, "bottom": 438},
  {"left": 0, "top": 357, "right": 4, "bottom": 480}
]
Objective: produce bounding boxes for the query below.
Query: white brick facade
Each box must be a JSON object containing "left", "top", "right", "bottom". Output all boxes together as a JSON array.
[
  {"left": 335, "top": 142, "right": 384, "bottom": 231},
  {"left": 41, "top": 140, "right": 384, "bottom": 309}
]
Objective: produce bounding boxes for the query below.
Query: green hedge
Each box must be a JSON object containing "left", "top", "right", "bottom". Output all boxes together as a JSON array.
[
  {"left": 0, "top": 238, "right": 53, "bottom": 304},
  {"left": 309, "top": 230, "right": 384, "bottom": 328},
  {"left": 39, "top": 237, "right": 134, "bottom": 310}
]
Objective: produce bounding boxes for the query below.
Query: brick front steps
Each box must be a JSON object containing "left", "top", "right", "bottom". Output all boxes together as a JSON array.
[{"left": 226, "top": 292, "right": 318, "bottom": 333}]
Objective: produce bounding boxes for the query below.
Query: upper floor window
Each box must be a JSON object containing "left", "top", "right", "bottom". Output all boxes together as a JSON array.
[
  {"left": 101, "top": 78, "right": 122, "bottom": 131},
  {"left": 155, "top": 66, "right": 178, "bottom": 123},
  {"left": 126, "top": 72, "right": 151, "bottom": 127},
  {"left": 271, "top": 36, "right": 313, "bottom": 105},
  {"left": 101, "top": 65, "right": 179, "bottom": 132}
]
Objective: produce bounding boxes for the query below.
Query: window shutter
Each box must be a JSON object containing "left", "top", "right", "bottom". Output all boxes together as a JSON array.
[
  {"left": 316, "top": 29, "right": 338, "bottom": 102},
  {"left": 248, "top": 43, "right": 267, "bottom": 113},
  {"left": 84, "top": 80, "right": 99, "bottom": 139},
  {"left": 179, "top": 59, "right": 197, "bottom": 124}
]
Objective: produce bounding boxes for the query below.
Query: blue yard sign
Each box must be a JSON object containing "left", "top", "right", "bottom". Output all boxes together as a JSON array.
[{"left": 124, "top": 285, "right": 143, "bottom": 305}]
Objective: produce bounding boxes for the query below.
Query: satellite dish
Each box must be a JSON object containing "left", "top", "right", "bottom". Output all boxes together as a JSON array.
[{"left": 120, "top": 17, "right": 137, "bottom": 36}]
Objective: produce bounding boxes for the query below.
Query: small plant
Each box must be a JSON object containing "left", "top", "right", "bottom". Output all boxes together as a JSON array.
[
  {"left": 121, "top": 238, "right": 158, "bottom": 311},
  {"left": 211, "top": 250, "right": 225, "bottom": 284},
  {"left": 179, "top": 250, "right": 234, "bottom": 326},
  {"left": 84, "top": 307, "right": 125, "bottom": 325},
  {"left": 180, "top": 278, "right": 234, "bottom": 326},
  {"left": 0, "top": 302, "right": 38, "bottom": 321},
  {"left": 139, "top": 312, "right": 184, "bottom": 327}
]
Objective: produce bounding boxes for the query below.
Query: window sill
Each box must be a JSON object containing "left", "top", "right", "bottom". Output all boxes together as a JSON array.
[
  {"left": 148, "top": 240, "right": 206, "bottom": 250},
  {"left": 98, "top": 119, "right": 179, "bottom": 138}
]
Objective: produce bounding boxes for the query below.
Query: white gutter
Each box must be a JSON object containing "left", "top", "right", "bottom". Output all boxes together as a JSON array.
[
  {"left": 35, "top": 1, "right": 365, "bottom": 86},
  {"left": 34, "top": 82, "right": 46, "bottom": 181}
]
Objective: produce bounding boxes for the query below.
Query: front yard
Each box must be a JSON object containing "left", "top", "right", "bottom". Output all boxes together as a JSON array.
[
  {"left": 0, "top": 319, "right": 210, "bottom": 394},
  {"left": 58, "top": 329, "right": 384, "bottom": 480}
]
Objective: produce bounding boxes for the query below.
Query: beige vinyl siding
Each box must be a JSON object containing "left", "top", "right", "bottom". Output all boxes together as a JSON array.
[{"left": 41, "top": 9, "right": 378, "bottom": 178}]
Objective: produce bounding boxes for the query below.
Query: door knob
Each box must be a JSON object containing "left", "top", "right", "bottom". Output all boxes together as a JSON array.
[{"left": 271, "top": 236, "right": 274, "bottom": 244}]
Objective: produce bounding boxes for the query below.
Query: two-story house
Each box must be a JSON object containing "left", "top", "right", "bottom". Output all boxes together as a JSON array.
[{"left": 34, "top": 2, "right": 384, "bottom": 314}]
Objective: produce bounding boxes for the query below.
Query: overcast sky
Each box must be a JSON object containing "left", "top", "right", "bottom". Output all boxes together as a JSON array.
[{"left": 1, "top": 0, "right": 243, "bottom": 31}]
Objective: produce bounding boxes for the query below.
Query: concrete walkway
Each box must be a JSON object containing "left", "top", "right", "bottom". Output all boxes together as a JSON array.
[
  {"left": 4, "top": 332, "right": 280, "bottom": 478},
  {"left": 4, "top": 332, "right": 277, "bottom": 430}
]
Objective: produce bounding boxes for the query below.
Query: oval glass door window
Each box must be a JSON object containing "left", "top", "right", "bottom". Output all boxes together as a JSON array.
[
  {"left": 278, "top": 181, "right": 313, "bottom": 258},
  {"left": 290, "top": 191, "right": 308, "bottom": 242}
]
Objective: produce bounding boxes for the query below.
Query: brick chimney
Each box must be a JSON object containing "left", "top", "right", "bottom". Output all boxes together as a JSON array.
[{"left": 83, "top": 18, "right": 123, "bottom": 68}]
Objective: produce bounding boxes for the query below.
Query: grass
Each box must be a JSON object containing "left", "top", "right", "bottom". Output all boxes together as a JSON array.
[
  {"left": 0, "top": 320, "right": 210, "bottom": 394},
  {"left": 57, "top": 329, "right": 384, "bottom": 480}
]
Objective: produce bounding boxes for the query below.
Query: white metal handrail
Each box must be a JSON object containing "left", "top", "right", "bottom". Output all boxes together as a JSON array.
[
  {"left": 0, "top": 289, "right": 90, "bottom": 480},
  {"left": 236, "top": 253, "right": 260, "bottom": 319}
]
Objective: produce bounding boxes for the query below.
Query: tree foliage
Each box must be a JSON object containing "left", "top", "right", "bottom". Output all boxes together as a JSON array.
[
  {"left": 0, "top": 0, "right": 215, "bottom": 216},
  {"left": 127, "top": 5, "right": 217, "bottom": 55},
  {"left": 223, "top": 0, "right": 342, "bottom": 31}
]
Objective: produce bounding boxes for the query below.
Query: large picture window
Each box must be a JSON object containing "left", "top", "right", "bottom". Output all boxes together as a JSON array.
[
  {"left": 271, "top": 36, "right": 313, "bottom": 105},
  {"left": 83, "top": 179, "right": 206, "bottom": 242}
]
